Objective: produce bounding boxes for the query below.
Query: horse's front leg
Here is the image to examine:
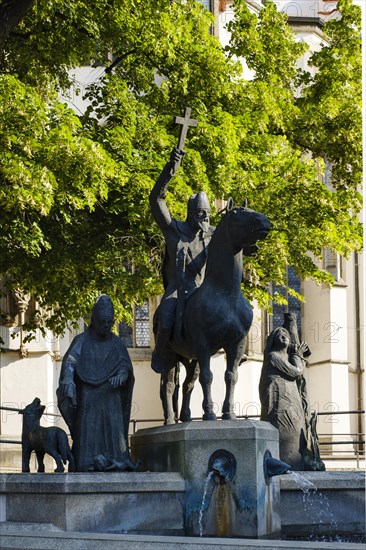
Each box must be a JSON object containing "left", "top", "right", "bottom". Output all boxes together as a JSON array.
[
  {"left": 179, "top": 359, "right": 199, "bottom": 422},
  {"left": 222, "top": 342, "right": 244, "bottom": 420},
  {"left": 198, "top": 354, "right": 216, "bottom": 421},
  {"left": 160, "top": 368, "right": 176, "bottom": 425}
]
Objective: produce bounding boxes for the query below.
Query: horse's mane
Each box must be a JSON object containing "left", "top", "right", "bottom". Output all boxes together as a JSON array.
[{"left": 207, "top": 206, "right": 250, "bottom": 256}]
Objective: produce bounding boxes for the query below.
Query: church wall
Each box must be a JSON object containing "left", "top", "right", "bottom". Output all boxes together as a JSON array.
[
  {"left": 293, "top": 29, "right": 324, "bottom": 73},
  {"left": 329, "top": 285, "right": 349, "bottom": 364},
  {"left": 236, "top": 359, "right": 262, "bottom": 417},
  {"left": 0, "top": 351, "right": 56, "bottom": 436},
  {"left": 303, "top": 280, "right": 332, "bottom": 365},
  {"left": 303, "top": 268, "right": 360, "bottom": 452},
  {"left": 172, "top": 355, "right": 264, "bottom": 421},
  {"left": 215, "top": 1, "right": 256, "bottom": 80},
  {"left": 128, "top": 352, "right": 164, "bottom": 431},
  {"left": 60, "top": 66, "right": 105, "bottom": 117},
  {"left": 344, "top": 252, "right": 364, "bottom": 439}
]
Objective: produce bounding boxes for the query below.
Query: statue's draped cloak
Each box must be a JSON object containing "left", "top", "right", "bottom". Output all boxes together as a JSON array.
[
  {"left": 259, "top": 350, "right": 307, "bottom": 470},
  {"left": 161, "top": 219, "right": 214, "bottom": 297},
  {"left": 57, "top": 330, "right": 134, "bottom": 472}
]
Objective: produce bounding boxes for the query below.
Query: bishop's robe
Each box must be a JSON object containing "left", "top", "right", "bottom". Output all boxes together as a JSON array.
[{"left": 57, "top": 329, "right": 134, "bottom": 472}]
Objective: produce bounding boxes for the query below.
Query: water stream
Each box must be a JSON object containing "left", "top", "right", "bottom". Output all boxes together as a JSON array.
[
  {"left": 266, "top": 483, "right": 272, "bottom": 534},
  {"left": 289, "top": 471, "right": 317, "bottom": 493},
  {"left": 198, "top": 471, "right": 213, "bottom": 537},
  {"left": 287, "top": 471, "right": 350, "bottom": 541}
]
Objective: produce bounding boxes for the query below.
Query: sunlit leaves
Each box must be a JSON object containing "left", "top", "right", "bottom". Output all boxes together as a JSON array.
[
  {"left": 293, "top": 0, "right": 362, "bottom": 190},
  {"left": 0, "top": 0, "right": 362, "bottom": 333}
]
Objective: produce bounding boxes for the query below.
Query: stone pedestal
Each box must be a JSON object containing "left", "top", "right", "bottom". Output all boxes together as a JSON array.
[{"left": 130, "top": 419, "right": 281, "bottom": 538}]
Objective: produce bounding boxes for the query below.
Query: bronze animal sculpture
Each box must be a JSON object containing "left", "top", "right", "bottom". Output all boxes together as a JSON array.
[
  {"left": 91, "top": 454, "right": 141, "bottom": 472},
  {"left": 156, "top": 201, "right": 270, "bottom": 423},
  {"left": 20, "top": 397, "right": 75, "bottom": 473}
]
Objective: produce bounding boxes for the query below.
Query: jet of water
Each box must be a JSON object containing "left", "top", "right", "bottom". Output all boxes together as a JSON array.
[
  {"left": 198, "top": 471, "right": 214, "bottom": 537},
  {"left": 290, "top": 471, "right": 317, "bottom": 493}
]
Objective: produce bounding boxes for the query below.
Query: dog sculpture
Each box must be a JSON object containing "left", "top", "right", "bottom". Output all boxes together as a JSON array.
[{"left": 20, "top": 397, "right": 75, "bottom": 473}]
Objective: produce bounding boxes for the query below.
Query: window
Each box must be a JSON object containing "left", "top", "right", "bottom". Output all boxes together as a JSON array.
[
  {"left": 270, "top": 266, "right": 302, "bottom": 340},
  {"left": 119, "top": 301, "right": 151, "bottom": 348},
  {"left": 324, "top": 249, "right": 345, "bottom": 284}
]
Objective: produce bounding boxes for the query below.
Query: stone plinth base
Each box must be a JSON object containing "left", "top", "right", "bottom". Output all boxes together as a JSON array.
[
  {"left": 0, "top": 472, "right": 185, "bottom": 535},
  {"left": 131, "top": 419, "right": 281, "bottom": 538}
]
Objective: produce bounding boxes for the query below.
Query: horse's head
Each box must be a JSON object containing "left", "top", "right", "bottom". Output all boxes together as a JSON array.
[{"left": 224, "top": 202, "right": 270, "bottom": 255}]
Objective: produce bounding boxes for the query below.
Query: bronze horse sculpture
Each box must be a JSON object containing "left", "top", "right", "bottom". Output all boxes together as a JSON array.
[{"left": 156, "top": 201, "right": 270, "bottom": 424}]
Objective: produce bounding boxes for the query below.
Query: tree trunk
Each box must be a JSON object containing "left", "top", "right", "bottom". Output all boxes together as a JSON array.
[{"left": 0, "top": 0, "right": 36, "bottom": 46}]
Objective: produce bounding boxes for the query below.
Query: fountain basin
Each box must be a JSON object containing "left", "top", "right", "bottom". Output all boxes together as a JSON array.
[
  {"left": 0, "top": 469, "right": 364, "bottom": 541},
  {"left": 280, "top": 470, "right": 365, "bottom": 538},
  {"left": 131, "top": 419, "right": 282, "bottom": 538}
]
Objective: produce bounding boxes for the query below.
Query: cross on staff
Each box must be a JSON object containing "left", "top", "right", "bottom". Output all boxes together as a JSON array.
[{"left": 174, "top": 106, "right": 198, "bottom": 150}]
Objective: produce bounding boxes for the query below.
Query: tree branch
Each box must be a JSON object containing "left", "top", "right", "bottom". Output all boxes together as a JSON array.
[{"left": 105, "top": 49, "right": 138, "bottom": 73}]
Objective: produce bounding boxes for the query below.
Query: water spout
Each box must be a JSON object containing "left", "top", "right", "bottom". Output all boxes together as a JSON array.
[
  {"left": 263, "top": 450, "right": 291, "bottom": 485},
  {"left": 211, "top": 457, "right": 227, "bottom": 480},
  {"left": 208, "top": 449, "right": 236, "bottom": 483},
  {"left": 199, "top": 449, "right": 237, "bottom": 537}
]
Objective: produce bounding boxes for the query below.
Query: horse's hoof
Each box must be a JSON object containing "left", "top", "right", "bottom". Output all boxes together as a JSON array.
[
  {"left": 203, "top": 412, "right": 217, "bottom": 421},
  {"left": 179, "top": 412, "right": 191, "bottom": 422},
  {"left": 164, "top": 417, "right": 176, "bottom": 426},
  {"left": 222, "top": 412, "right": 237, "bottom": 420}
]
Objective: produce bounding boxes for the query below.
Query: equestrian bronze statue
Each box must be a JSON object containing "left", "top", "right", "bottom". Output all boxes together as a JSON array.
[{"left": 150, "top": 108, "right": 270, "bottom": 423}]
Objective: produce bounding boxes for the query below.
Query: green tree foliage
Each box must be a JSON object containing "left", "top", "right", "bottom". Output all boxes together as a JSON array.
[{"left": 0, "top": 0, "right": 362, "bottom": 333}]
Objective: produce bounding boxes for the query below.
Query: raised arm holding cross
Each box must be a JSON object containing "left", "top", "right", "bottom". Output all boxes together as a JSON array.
[{"left": 174, "top": 106, "right": 198, "bottom": 151}]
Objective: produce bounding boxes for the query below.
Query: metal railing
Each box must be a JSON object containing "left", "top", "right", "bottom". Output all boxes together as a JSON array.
[{"left": 1, "top": 406, "right": 364, "bottom": 467}]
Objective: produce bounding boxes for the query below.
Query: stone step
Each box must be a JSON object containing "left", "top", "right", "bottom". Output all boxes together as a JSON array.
[
  {"left": 0, "top": 522, "right": 62, "bottom": 532},
  {"left": 0, "top": 530, "right": 362, "bottom": 550}
]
